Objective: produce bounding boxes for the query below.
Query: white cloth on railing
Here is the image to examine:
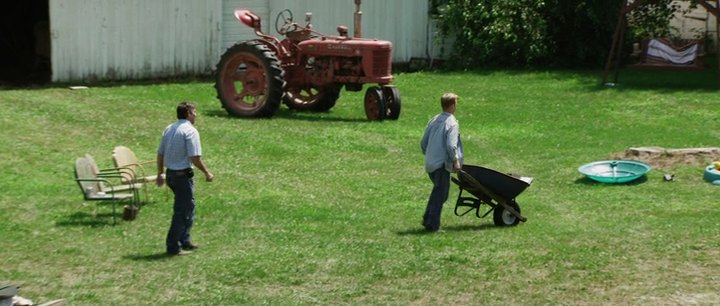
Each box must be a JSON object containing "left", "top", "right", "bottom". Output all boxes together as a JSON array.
[{"left": 646, "top": 39, "right": 698, "bottom": 64}]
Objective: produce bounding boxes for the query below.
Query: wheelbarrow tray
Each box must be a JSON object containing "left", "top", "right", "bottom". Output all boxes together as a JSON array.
[
  {"left": 457, "top": 165, "right": 532, "bottom": 200},
  {"left": 451, "top": 165, "right": 533, "bottom": 225}
]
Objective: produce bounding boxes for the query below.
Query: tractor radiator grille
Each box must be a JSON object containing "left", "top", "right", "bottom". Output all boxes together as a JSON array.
[{"left": 372, "top": 49, "right": 391, "bottom": 76}]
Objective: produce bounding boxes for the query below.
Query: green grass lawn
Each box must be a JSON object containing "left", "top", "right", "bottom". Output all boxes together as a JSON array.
[{"left": 1, "top": 68, "right": 719, "bottom": 305}]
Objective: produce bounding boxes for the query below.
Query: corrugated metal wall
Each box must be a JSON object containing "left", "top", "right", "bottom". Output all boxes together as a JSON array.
[
  {"left": 49, "top": 0, "right": 441, "bottom": 82},
  {"left": 221, "top": 0, "right": 268, "bottom": 50},
  {"left": 50, "top": 0, "right": 222, "bottom": 82}
]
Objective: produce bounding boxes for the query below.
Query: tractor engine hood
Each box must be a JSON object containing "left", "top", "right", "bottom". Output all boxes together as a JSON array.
[{"left": 297, "top": 39, "right": 392, "bottom": 58}]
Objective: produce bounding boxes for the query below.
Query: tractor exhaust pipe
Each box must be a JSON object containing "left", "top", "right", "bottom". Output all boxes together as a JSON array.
[{"left": 354, "top": 0, "right": 362, "bottom": 38}]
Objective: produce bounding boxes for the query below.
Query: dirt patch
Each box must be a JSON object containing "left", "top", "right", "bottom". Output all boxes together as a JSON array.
[{"left": 611, "top": 147, "right": 720, "bottom": 169}]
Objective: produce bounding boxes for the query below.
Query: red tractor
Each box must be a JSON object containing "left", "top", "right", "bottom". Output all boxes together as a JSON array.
[{"left": 214, "top": 0, "right": 401, "bottom": 120}]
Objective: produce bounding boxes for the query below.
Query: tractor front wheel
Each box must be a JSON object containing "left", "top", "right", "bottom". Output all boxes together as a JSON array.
[
  {"left": 215, "top": 41, "right": 284, "bottom": 118},
  {"left": 382, "top": 85, "right": 401, "bottom": 120},
  {"left": 364, "top": 86, "right": 386, "bottom": 121}
]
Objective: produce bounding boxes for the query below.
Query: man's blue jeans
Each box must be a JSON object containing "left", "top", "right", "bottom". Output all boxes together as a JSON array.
[
  {"left": 423, "top": 168, "right": 450, "bottom": 231},
  {"left": 166, "top": 169, "right": 195, "bottom": 254}
]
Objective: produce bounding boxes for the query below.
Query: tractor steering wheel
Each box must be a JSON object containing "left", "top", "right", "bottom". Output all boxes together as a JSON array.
[{"left": 275, "top": 9, "right": 294, "bottom": 35}]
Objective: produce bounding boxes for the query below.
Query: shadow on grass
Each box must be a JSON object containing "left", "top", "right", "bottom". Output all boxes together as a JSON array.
[
  {"left": 396, "top": 223, "right": 498, "bottom": 236},
  {"left": 599, "top": 79, "right": 719, "bottom": 93},
  {"left": 204, "top": 108, "right": 369, "bottom": 123},
  {"left": 443, "top": 223, "right": 500, "bottom": 232},
  {"left": 275, "top": 110, "right": 369, "bottom": 123},
  {"left": 573, "top": 175, "right": 648, "bottom": 186},
  {"left": 396, "top": 228, "right": 437, "bottom": 236},
  {"left": 598, "top": 63, "right": 720, "bottom": 93},
  {"left": 55, "top": 212, "right": 116, "bottom": 227},
  {"left": 124, "top": 253, "right": 175, "bottom": 261},
  {"left": 0, "top": 75, "right": 214, "bottom": 90}
]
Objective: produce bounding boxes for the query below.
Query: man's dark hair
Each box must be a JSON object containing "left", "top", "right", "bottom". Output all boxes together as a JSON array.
[{"left": 176, "top": 101, "right": 196, "bottom": 119}]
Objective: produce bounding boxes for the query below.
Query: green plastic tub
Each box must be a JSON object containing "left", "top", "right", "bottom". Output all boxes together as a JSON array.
[
  {"left": 578, "top": 160, "right": 651, "bottom": 184},
  {"left": 703, "top": 165, "right": 720, "bottom": 183}
]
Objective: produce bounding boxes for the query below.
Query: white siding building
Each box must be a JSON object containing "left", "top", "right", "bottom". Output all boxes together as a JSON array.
[
  {"left": 669, "top": 0, "right": 717, "bottom": 46},
  {"left": 47, "top": 0, "right": 441, "bottom": 82}
]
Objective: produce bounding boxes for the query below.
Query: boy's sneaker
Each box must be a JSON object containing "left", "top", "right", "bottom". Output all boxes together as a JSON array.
[
  {"left": 181, "top": 242, "right": 199, "bottom": 250},
  {"left": 167, "top": 250, "right": 192, "bottom": 256}
]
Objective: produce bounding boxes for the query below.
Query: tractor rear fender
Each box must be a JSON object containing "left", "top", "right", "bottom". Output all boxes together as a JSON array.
[{"left": 247, "top": 38, "right": 284, "bottom": 58}]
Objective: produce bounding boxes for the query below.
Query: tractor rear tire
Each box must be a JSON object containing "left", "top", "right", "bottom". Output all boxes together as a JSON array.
[
  {"left": 215, "top": 41, "right": 285, "bottom": 118},
  {"left": 284, "top": 84, "right": 341, "bottom": 112}
]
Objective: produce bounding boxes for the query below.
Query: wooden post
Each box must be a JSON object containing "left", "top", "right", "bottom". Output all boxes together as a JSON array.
[
  {"left": 602, "top": 0, "right": 629, "bottom": 85},
  {"left": 613, "top": 17, "right": 627, "bottom": 84}
]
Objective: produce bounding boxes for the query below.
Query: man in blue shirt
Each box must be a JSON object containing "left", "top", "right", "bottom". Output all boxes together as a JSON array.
[
  {"left": 157, "top": 101, "right": 214, "bottom": 256},
  {"left": 420, "top": 93, "right": 463, "bottom": 232}
]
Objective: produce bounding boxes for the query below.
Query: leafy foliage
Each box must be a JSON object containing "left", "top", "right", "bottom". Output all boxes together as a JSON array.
[
  {"left": 431, "top": 0, "right": 549, "bottom": 67},
  {"left": 627, "top": 0, "right": 681, "bottom": 40},
  {"left": 543, "top": 0, "right": 625, "bottom": 67},
  {"left": 431, "top": 0, "right": 623, "bottom": 68}
]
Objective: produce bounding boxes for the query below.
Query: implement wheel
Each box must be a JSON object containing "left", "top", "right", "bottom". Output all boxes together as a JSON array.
[
  {"left": 493, "top": 201, "right": 521, "bottom": 226},
  {"left": 215, "top": 41, "right": 284, "bottom": 118},
  {"left": 364, "top": 86, "right": 386, "bottom": 121}
]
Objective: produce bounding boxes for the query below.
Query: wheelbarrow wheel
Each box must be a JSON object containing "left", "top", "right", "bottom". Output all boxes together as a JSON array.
[{"left": 493, "top": 201, "right": 521, "bottom": 226}]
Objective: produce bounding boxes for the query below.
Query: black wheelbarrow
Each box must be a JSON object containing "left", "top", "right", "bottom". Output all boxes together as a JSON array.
[{"left": 451, "top": 165, "right": 533, "bottom": 226}]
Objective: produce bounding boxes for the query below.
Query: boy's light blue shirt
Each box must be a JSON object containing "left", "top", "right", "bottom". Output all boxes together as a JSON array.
[{"left": 420, "top": 112, "right": 463, "bottom": 173}]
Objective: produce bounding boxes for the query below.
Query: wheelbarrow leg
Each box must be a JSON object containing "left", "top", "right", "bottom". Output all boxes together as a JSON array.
[
  {"left": 457, "top": 170, "right": 527, "bottom": 223},
  {"left": 454, "top": 188, "right": 480, "bottom": 217}
]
